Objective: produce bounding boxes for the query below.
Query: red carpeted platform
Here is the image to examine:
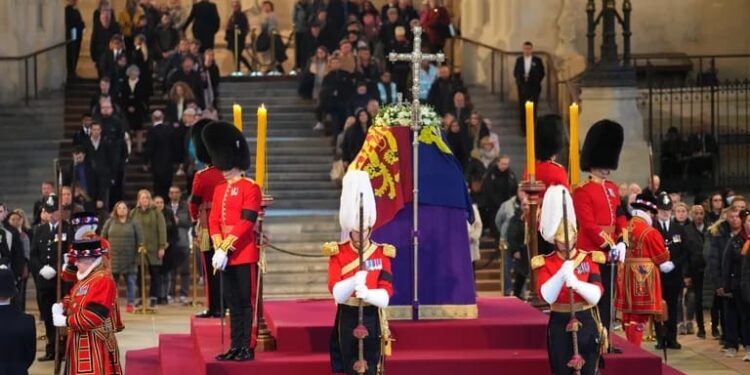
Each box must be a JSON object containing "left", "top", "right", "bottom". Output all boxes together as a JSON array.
[{"left": 125, "top": 297, "right": 684, "bottom": 375}]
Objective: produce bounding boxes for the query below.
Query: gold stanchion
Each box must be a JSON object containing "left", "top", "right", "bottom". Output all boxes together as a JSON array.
[
  {"left": 135, "top": 246, "right": 155, "bottom": 314},
  {"left": 188, "top": 234, "right": 202, "bottom": 307},
  {"left": 254, "top": 195, "right": 276, "bottom": 351}
]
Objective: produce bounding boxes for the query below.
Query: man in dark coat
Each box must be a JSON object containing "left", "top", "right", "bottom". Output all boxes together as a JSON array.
[
  {"left": 167, "top": 55, "right": 206, "bottom": 108},
  {"left": 513, "top": 41, "right": 545, "bottom": 135},
  {"left": 182, "top": 0, "right": 220, "bottom": 52},
  {"left": 427, "top": 64, "right": 464, "bottom": 116},
  {"left": 225, "top": 0, "right": 252, "bottom": 72},
  {"left": 29, "top": 196, "right": 73, "bottom": 361},
  {"left": 65, "top": 0, "right": 85, "bottom": 79},
  {"left": 144, "top": 110, "right": 175, "bottom": 201},
  {"left": 0, "top": 265, "right": 35, "bottom": 375},
  {"left": 83, "top": 123, "right": 114, "bottom": 211},
  {"left": 653, "top": 192, "right": 690, "bottom": 350},
  {"left": 479, "top": 155, "right": 517, "bottom": 239},
  {"left": 319, "top": 56, "right": 354, "bottom": 137}
]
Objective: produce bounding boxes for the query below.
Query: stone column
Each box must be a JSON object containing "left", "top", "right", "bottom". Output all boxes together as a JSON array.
[{"left": 577, "top": 86, "right": 649, "bottom": 186}]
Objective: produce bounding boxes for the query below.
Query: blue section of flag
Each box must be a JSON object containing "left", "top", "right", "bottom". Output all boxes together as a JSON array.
[{"left": 417, "top": 139, "right": 474, "bottom": 221}]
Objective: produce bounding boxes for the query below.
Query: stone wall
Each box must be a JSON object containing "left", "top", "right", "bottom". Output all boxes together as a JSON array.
[{"left": 0, "top": 0, "right": 65, "bottom": 104}]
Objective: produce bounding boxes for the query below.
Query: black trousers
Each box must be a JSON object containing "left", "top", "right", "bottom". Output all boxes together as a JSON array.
[
  {"left": 597, "top": 262, "right": 616, "bottom": 336},
  {"left": 547, "top": 309, "right": 601, "bottom": 375},
  {"left": 201, "top": 249, "right": 222, "bottom": 314},
  {"left": 687, "top": 272, "right": 705, "bottom": 331},
  {"left": 723, "top": 291, "right": 750, "bottom": 349},
  {"left": 152, "top": 167, "right": 174, "bottom": 202},
  {"left": 656, "top": 283, "right": 680, "bottom": 344},
  {"left": 712, "top": 293, "right": 725, "bottom": 337},
  {"left": 223, "top": 263, "right": 253, "bottom": 349},
  {"left": 66, "top": 39, "right": 81, "bottom": 77},
  {"left": 37, "top": 283, "right": 70, "bottom": 355},
  {"left": 330, "top": 304, "right": 381, "bottom": 375}
]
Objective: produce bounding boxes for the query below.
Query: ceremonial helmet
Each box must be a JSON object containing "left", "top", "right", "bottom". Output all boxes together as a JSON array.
[
  {"left": 580, "top": 119, "right": 624, "bottom": 172},
  {"left": 191, "top": 118, "right": 214, "bottom": 165},
  {"left": 656, "top": 192, "right": 673, "bottom": 211},
  {"left": 43, "top": 194, "right": 59, "bottom": 213},
  {"left": 71, "top": 211, "right": 99, "bottom": 241},
  {"left": 540, "top": 185, "right": 577, "bottom": 245},
  {"left": 201, "top": 121, "right": 251, "bottom": 172},
  {"left": 339, "top": 170, "right": 377, "bottom": 233},
  {"left": 535, "top": 114, "right": 564, "bottom": 161}
]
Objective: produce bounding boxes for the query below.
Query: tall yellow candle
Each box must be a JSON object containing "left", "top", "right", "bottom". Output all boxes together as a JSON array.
[
  {"left": 233, "top": 104, "right": 243, "bottom": 131},
  {"left": 525, "top": 101, "right": 536, "bottom": 177},
  {"left": 256, "top": 104, "right": 267, "bottom": 190},
  {"left": 569, "top": 102, "right": 580, "bottom": 187}
]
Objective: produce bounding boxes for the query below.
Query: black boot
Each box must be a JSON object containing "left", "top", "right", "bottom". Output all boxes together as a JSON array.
[
  {"left": 216, "top": 347, "right": 240, "bottom": 361},
  {"left": 233, "top": 347, "right": 255, "bottom": 361}
]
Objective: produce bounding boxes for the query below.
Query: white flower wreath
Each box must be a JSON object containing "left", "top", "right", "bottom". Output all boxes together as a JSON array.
[{"left": 373, "top": 103, "right": 441, "bottom": 128}]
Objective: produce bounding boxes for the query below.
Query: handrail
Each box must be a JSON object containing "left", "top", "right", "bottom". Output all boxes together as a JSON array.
[
  {"left": 0, "top": 39, "right": 73, "bottom": 105},
  {"left": 451, "top": 35, "right": 558, "bottom": 110}
]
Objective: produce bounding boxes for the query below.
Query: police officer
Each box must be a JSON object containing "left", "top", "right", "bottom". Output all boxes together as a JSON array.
[
  {"left": 654, "top": 192, "right": 689, "bottom": 349},
  {"left": 0, "top": 265, "right": 36, "bottom": 375},
  {"left": 29, "top": 195, "right": 73, "bottom": 361}
]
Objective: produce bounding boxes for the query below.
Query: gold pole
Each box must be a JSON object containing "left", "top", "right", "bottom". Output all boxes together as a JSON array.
[{"left": 135, "top": 247, "right": 155, "bottom": 314}]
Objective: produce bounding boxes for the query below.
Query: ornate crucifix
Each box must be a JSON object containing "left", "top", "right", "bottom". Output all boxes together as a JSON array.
[{"left": 388, "top": 26, "right": 444, "bottom": 320}]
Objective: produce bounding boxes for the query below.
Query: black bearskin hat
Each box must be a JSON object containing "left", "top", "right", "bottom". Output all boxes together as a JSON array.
[
  {"left": 580, "top": 119, "right": 624, "bottom": 172},
  {"left": 191, "top": 119, "right": 213, "bottom": 165},
  {"left": 202, "top": 121, "right": 251, "bottom": 171},
  {"left": 534, "top": 115, "right": 564, "bottom": 161}
]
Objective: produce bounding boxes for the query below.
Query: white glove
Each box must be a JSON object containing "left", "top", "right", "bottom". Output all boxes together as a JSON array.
[
  {"left": 565, "top": 271, "right": 581, "bottom": 290},
  {"left": 659, "top": 261, "right": 675, "bottom": 273},
  {"left": 40, "top": 265, "right": 57, "bottom": 280},
  {"left": 355, "top": 284, "right": 369, "bottom": 300},
  {"left": 211, "top": 250, "right": 228, "bottom": 271},
  {"left": 561, "top": 260, "right": 575, "bottom": 279},
  {"left": 610, "top": 242, "right": 627, "bottom": 263},
  {"left": 332, "top": 277, "right": 357, "bottom": 304},
  {"left": 354, "top": 270, "right": 368, "bottom": 288},
  {"left": 362, "top": 289, "right": 390, "bottom": 308},
  {"left": 52, "top": 303, "right": 66, "bottom": 327}
]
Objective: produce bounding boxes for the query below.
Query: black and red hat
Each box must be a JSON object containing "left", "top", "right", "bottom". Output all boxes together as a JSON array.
[
  {"left": 71, "top": 212, "right": 99, "bottom": 240},
  {"left": 201, "top": 121, "right": 251, "bottom": 172},
  {"left": 631, "top": 193, "right": 658, "bottom": 214},
  {"left": 68, "top": 239, "right": 109, "bottom": 259}
]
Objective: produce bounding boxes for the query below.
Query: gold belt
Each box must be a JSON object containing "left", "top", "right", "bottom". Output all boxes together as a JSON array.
[
  {"left": 343, "top": 297, "right": 372, "bottom": 307},
  {"left": 550, "top": 302, "right": 593, "bottom": 313}
]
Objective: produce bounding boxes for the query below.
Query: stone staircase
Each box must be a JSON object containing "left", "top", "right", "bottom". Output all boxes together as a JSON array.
[
  {"left": 0, "top": 93, "right": 64, "bottom": 215},
  {"left": 219, "top": 78, "right": 339, "bottom": 298}
]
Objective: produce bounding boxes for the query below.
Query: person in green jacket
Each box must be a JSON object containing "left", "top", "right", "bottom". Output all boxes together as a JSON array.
[
  {"left": 101, "top": 201, "right": 144, "bottom": 312},
  {"left": 129, "top": 189, "right": 167, "bottom": 308}
]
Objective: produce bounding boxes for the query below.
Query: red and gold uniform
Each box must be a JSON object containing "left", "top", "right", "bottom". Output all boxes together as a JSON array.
[
  {"left": 61, "top": 265, "right": 122, "bottom": 375},
  {"left": 615, "top": 216, "right": 670, "bottom": 346},
  {"left": 189, "top": 165, "right": 225, "bottom": 316},
  {"left": 523, "top": 160, "right": 569, "bottom": 198},
  {"left": 325, "top": 241, "right": 395, "bottom": 375},
  {"left": 533, "top": 249, "right": 605, "bottom": 375},
  {"left": 573, "top": 176, "right": 626, "bottom": 253},
  {"left": 208, "top": 175, "right": 261, "bottom": 353}
]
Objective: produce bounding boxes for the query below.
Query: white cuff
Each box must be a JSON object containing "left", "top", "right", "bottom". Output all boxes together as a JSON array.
[
  {"left": 363, "top": 289, "right": 390, "bottom": 308},
  {"left": 540, "top": 268, "right": 566, "bottom": 304},
  {"left": 332, "top": 276, "right": 357, "bottom": 304},
  {"left": 659, "top": 261, "right": 675, "bottom": 273},
  {"left": 573, "top": 281, "right": 602, "bottom": 305}
]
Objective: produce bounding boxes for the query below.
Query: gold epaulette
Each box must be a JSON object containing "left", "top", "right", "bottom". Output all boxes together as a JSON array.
[
  {"left": 590, "top": 250, "right": 606, "bottom": 264},
  {"left": 531, "top": 255, "right": 545, "bottom": 270},
  {"left": 322, "top": 242, "right": 339, "bottom": 257},
  {"left": 381, "top": 244, "right": 396, "bottom": 258}
]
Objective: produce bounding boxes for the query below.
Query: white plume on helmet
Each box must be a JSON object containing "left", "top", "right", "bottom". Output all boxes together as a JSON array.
[
  {"left": 540, "top": 185, "right": 577, "bottom": 244},
  {"left": 339, "top": 170, "right": 377, "bottom": 233}
]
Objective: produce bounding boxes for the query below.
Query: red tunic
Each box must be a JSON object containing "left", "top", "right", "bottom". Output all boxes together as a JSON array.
[
  {"left": 208, "top": 176, "right": 262, "bottom": 265},
  {"left": 573, "top": 176, "right": 627, "bottom": 255},
  {"left": 523, "top": 160, "right": 569, "bottom": 198},
  {"left": 615, "top": 217, "right": 670, "bottom": 315},
  {"left": 326, "top": 241, "right": 394, "bottom": 298},
  {"left": 62, "top": 267, "right": 122, "bottom": 375},
  {"left": 189, "top": 166, "right": 225, "bottom": 226},
  {"left": 534, "top": 250, "right": 604, "bottom": 306}
]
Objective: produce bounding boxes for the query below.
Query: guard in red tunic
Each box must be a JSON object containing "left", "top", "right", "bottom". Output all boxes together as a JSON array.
[
  {"left": 203, "top": 121, "right": 262, "bottom": 362},
  {"left": 326, "top": 171, "right": 395, "bottom": 375},
  {"left": 614, "top": 194, "right": 674, "bottom": 347},
  {"left": 533, "top": 185, "right": 605, "bottom": 375},
  {"left": 188, "top": 119, "right": 226, "bottom": 318},
  {"left": 522, "top": 115, "right": 568, "bottom": 255},
  {"left": 573, "top": 119, "right": 627, "bottom": 350},
  {"left": 52, "top": 239, "right": 122, "bottom": 375}
]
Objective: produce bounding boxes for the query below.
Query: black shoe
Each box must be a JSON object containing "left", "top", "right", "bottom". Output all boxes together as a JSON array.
[
  {"left": 655, "top": 343, "right": 665, "bottom": 350},
  {"left": 667, "top": 341, "right": 682, "bottom": 350},
  {"left": 196, "top": 310, "right": 220, "bottom": 318},
  {"left": 697, "top": 329, "right": 706, "bottom": 339},
  {"left": 233, "top": 347, "right": 255, "bottom": 362},
  {"left": 609, "top": 346, "right": 624, "bottom": 354},
  {"left": 712, "top": 327, "right": 720, "bottom": 338},
  {"left": 157, "top": 297, "right": 168, "bottom": 305},
  {"left": 216, "top": 347, "right": 239, "bottom": 361},
  {"left": 38, "top": 353, "right": 54, "bottom": 362}
]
